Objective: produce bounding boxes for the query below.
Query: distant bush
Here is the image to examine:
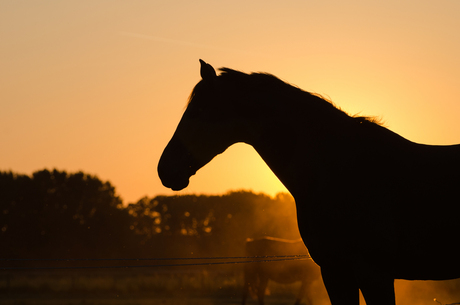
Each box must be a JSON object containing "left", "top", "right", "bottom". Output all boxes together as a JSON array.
[
  {"left": 0, "top": 169, "right": 135, "bottom": 260},
  {"left": 128, "top": 191, "right": 300, "bottom": 258}
]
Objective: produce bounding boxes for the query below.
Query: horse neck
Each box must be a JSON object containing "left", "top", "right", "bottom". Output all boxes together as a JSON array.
[{"left": 245, "top": 98, "right": 353, "bottom": 196}]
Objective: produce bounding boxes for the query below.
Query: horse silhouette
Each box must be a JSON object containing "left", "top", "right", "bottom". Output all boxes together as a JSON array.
[
  {"left": 242, "top": 237, "right": 320, "bottom": 305},
  {"left": 158, "top": 60, "right": 460, "bottom": 305}
]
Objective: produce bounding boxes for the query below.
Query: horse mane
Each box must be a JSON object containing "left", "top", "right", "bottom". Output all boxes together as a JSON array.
[{"left": 189, "top": 67, "right": 383, "bottom": 126}]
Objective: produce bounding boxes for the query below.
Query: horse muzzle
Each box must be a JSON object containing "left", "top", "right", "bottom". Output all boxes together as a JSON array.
[
  {"left": 158, "top": 160, "right": 192, "bottom": 191},
  {"left": 157, "top": 139, "right": 198, "bottom": 191},
  {"left": 160, "top": 173, "right": 190, "bottom": 191}
]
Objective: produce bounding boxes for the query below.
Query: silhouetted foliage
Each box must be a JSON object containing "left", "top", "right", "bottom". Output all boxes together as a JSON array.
[
  {"left": 0, "top": 169, "right": 135, "bottom": 259},
  {"left": 1, "top": 169, "right": 299, "bottom": 261},
  {"left": 128, "top": 191, "right": 300, "bottom": 258}
]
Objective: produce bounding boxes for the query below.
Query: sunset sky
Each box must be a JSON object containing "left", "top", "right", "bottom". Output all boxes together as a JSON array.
[{"left": 1, "top": 1, "right": 460, "bottom": 204}]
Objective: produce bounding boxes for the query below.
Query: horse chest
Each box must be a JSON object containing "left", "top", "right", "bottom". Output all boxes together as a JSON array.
[{"left": 295, "top": 192, "right": 396, "bottom": 268}]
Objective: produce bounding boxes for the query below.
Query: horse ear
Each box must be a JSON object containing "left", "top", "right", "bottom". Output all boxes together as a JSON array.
[{"left": 199, "top": 59, "right": 217, "bottom": 81}]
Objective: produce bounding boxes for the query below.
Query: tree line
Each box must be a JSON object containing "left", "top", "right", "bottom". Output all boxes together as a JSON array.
[{"left": 1, "top": 169, "right": 300, "bottom": 262}]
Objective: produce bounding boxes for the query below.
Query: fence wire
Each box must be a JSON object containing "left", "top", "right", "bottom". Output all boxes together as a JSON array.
[{"left": 1, "top": 255, "right": 311, "bottom": 271}]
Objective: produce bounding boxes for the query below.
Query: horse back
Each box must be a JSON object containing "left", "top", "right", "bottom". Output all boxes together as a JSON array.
[{"left": 389, "top": 143, "right": 460, "bottom": 279}]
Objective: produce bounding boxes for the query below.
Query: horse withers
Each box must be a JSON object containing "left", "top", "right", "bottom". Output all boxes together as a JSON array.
[
  {"left": 158, "top": 60, "right": 460, "bottom": 305},
  {"left": 242, "top": 237, "right": 320, "bottom": 305}
]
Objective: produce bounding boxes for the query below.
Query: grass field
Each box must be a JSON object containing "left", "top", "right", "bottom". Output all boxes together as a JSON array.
[
  {"left": 2, "top": 266, "right": 460, "bottom": 305},
  {"left": 0, "top": 266, "right": 318, "bottom": 305}
]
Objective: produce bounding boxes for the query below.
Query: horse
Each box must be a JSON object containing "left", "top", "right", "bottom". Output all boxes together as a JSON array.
[
  {"left": 242, "top": 237, "right": 320, "bottom": 305},
  {"left": 158, "top": 59, "right": 460, "bottom": 305}
]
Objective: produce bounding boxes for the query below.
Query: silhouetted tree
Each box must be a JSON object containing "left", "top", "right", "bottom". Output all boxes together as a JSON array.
[
  {"left": 0, "top": 169, "right": 136, "bottom": 260},
  {"left": 1, "top": 169, "right": 300, "bottom": 262}
]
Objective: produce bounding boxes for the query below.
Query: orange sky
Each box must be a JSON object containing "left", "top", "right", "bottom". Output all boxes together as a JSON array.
[{"left": 1, "top": 1, "right": 460, "bottom": 204}]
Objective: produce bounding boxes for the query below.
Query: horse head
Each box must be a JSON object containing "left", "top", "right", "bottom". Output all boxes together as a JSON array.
[{"left": 158, "top": 60, "right": 250, "bottom": 191}]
